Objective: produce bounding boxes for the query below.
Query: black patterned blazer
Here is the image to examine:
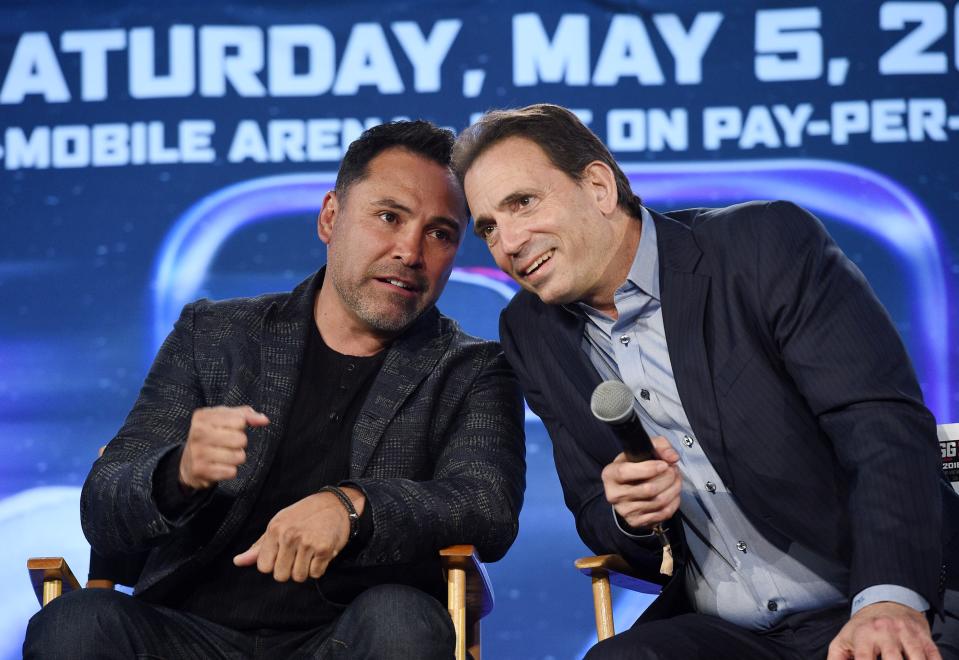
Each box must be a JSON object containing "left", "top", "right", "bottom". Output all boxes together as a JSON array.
[
  {"left": 500, "top": 201, "right": 958, "bottom": 619},
  {"left": 81, "top": 270, "right": 526, "bottom": 601}
]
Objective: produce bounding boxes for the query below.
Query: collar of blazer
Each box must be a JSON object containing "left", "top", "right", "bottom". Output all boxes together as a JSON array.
[
  {"left": 531, "top": 210, "right": 727, "bottom": 479},
  {"left": 651, "top": 210, "right": 724, "bottom": 475},
  {"left": 226, "top": 268, "right": 454, "bottom": 496}
]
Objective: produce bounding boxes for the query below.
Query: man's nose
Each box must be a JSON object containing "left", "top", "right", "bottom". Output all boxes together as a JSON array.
[
  {"left": 392, "top": 227, "right": 424, "bottom": 267},
  {"left": 497, "top": 220, "right": 529, "bottom": 257}
]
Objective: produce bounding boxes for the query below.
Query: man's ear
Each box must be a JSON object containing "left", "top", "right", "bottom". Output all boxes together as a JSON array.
[
  {"left": 583, "top": 161, "right": 618, "bottom": 214},
  {"left": 317, "top": 190, "right": 337, "bottom": 245}
]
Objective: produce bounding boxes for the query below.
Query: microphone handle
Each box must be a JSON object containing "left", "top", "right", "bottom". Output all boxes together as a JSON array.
[
  {"left": 610, "top": 420, "right": 655, "bottom": 463},
  {"left": 624, "top": 445, "right": 654, "bottom": 463},
  {"left": 609, "top": 416, "right": 674, "bottom": 576}
]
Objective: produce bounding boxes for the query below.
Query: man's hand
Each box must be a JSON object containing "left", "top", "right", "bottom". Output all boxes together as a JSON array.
[
  {"left": 233, "top": 487, "right": 366, "bottom": 582},
  {"left": 827, "top": 602, "right": 941, "bottom": 660},
  {"left": 179, "top": 406, "right": 269, "bottom": 490},
  {"left": 601, "top": 436, "right": 681, "bottom": 529}
]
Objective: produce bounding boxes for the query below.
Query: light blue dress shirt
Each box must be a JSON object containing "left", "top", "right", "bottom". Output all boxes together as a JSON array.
[{"left": 570, "top": 208, "right": 927, "bottom": 629}]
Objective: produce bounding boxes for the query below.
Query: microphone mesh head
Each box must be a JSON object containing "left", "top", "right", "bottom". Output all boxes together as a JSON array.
[{"left": 590, "top": 380, "right": 634, "bottom": 424}]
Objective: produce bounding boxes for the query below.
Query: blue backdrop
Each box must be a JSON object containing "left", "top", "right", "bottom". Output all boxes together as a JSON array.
[{"left": 2, "top": 1, "right": 958, "bottom": 657}]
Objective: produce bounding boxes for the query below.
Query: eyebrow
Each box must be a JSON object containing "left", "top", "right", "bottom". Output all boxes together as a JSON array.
[{"left": 371, "top": 197, "right": 413, "bottom": 215}]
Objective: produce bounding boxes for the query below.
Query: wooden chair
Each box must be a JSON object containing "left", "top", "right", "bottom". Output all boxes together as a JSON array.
[
  {"left": 29, "top": 544, "right": 492, "bottom": 660},
  {"left": 577, "top": 422, "right": 959, "bottom": 642},
  {"left": 574, "top": 554, "right": 661, "bottom": 641},
  {"left": 442, "top": 544, "right": 494, "bottom": 660}
]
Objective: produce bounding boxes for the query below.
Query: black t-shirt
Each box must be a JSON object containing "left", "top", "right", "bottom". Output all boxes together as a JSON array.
[{"left": 159, "top": 319, "right": 385, "bottom": 630}]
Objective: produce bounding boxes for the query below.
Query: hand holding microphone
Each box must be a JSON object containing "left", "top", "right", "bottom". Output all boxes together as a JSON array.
[{"left": 591, "top": 380, "right": 679, "bottom": 575}]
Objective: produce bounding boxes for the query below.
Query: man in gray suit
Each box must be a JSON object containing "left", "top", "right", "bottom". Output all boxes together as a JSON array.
[{"left": 25, "top": 120, "right": 526, "bottom": 659}]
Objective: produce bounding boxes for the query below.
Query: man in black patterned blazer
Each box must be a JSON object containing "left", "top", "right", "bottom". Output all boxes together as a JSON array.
[
  {"left": 24, "top": 121, "right": 526, "bottom": 659},
  {"left": 454, "top": 104, "right": 957, "bottom": 659}
]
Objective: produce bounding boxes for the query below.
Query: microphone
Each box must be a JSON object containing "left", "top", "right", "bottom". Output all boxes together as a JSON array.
[
  {"left": 590, "top": 379, "right": 675, "bottom": 576},
  {"left": 590, "top": 380, "right": 654, "bottom": 462}
]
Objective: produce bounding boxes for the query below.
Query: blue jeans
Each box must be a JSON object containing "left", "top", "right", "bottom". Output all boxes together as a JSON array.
[{"left": 23, "top": 584, "right": 455, "bottom": 659}]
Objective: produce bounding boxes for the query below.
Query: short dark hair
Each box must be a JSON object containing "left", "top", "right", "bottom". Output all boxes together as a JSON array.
[
  {"left": 452, "top": 104, "right": 642, "bottom": 218},
  {"left": 336, "top": 120, "right": 457, "bottom": 200}
]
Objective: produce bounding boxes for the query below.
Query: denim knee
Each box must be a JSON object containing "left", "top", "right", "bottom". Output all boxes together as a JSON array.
[
  {"left": 331, "top": 584, "right": 453, "bottom": 659},
  {"left": 23, "top": 589, "right": 128, "bottom": 659}
]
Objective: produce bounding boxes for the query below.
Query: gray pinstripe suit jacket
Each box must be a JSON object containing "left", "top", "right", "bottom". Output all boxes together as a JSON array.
[
  {"left": 501, "top": 201, "right": 958, "bottom": 620},
  {"left": 80, "top": 270, "right": 526, "bottom": 602}
]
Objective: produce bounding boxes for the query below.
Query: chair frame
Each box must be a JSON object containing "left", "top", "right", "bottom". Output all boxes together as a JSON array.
[
  {"left": 29, "top": 545, "right": 491, "bottom": 660},
  {"left": 575, "top": 554, "right": 661, "bottom": 641}
]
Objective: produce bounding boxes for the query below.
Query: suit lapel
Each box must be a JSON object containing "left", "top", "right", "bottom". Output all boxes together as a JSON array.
[
  {"left": 655, "top": 213, "right": 725, "bottom": 468},
  {"left": 545, "top": 304, "right": 603, "bottom": 404},
  {"left": 350, "top": 308, "right": 452, "bottom": 475},
  {"left": 220, "top": 274, "right": 316, "bottom": 497}
]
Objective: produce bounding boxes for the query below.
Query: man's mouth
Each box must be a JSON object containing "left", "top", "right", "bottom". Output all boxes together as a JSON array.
[
  {"left": 375, "top": 276, "right": 421, "bottom": 293},
  {"left": 522, "top": 249, "right": 555, "bottom": 277}
]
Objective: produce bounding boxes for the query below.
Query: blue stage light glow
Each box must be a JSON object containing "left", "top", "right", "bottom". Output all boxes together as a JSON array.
[
  {"left": 618, "top": 158, "right": 950, "bottom": 419},
  {"left": 152, "top": 160, "right": 951, "bottom": 418}
]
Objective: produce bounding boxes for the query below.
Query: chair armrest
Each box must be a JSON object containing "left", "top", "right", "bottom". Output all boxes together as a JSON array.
[
  {"left": 575, "top": 554, "right": 662, "bottom": 594},
  {"left": 440, "top": 544, "right": 494, "bottom": 621},
  {"left": 441, "top": 545, "right": 493, "bottom": 660},
  {"left": 27, "top": 557, "right": 82, "bottom": 606}
]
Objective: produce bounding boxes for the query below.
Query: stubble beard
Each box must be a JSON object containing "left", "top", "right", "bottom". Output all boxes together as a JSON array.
[{"left": 332, "top": 269, "right": 428, "bottom": 335}]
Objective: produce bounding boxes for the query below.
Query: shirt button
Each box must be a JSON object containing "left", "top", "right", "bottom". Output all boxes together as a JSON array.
[
  {"left": 736, "top": 541, "right": 747, "bottom": 552},
  {"left": 329, "top": 412, "right": 340, "bottom": 422},
  {"left": 346, "top": 363, "right": 355, "bottom": 372},
  {"left": 683, "top": 435, "right": 694, "bottom": 447},
  {"left": 705, "top": 481, "right": 717, "bottom": 493},
  {"left": 767, "top": 600, "right": 778, "bottom": 612},
  {"left": 640, "top": 389, "right": 650, "bottom": 400},
  {"left": 619, "top": 335, "right": 630, "bottom": 346}
]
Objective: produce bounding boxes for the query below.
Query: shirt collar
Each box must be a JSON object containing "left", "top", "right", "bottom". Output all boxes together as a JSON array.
[{"left": 628, "top": 206, "right": 660, "bottom": 301}]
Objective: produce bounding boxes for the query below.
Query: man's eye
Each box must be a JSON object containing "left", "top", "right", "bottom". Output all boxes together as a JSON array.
[
  {"left": 379, "top": 211, "right": 397, "bottom": 223},
  {"left": 509, "top": 196, "right": 533, "bottom": 212},
  {"left": 430, "top": 229, "right": 453, "bottom": 242},
  {"left": 478, "top": 224, "right": 497, "bottom": 244}
]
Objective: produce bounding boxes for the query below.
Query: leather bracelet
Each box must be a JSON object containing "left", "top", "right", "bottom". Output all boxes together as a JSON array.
[{"left": 319, "top": 485, "right": 360, "bottom": 540}]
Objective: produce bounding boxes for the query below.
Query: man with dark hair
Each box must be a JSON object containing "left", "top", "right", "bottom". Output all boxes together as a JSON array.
[
  {"left": 454, "top": 104, "right": 958, "bottom": 659},
  {"left": 24, "top": 120, "right": 526, "bottom": 659}
]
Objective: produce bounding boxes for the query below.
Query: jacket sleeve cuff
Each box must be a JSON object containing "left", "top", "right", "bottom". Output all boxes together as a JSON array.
[
  {"left": 851, "top": 585, "right": 930, "bottom": 616},
  {"left": 150, "top": 445, "right": 210, "bottom": 524}
]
